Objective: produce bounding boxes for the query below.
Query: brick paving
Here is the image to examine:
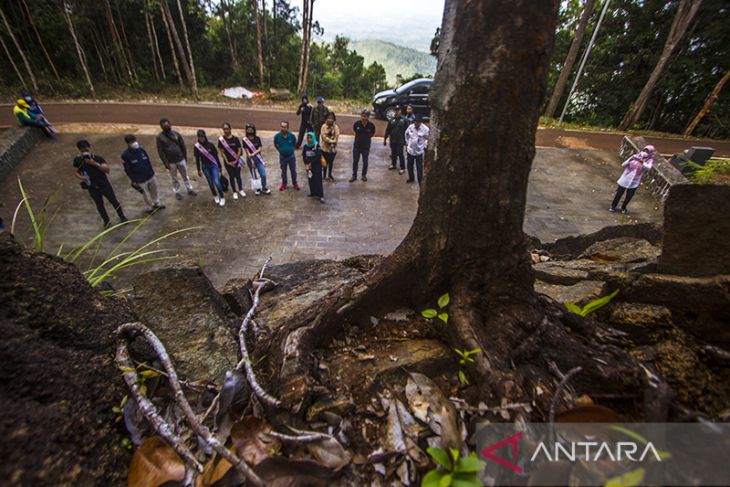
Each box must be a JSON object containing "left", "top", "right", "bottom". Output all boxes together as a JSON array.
[{"left": 0, "top": 127, "right": 661, "bottom": 288}]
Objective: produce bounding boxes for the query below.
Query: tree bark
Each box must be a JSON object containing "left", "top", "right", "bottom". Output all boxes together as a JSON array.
[
  {"left": 296, "top": 0, "right": 308, "bottom": 94},
  {"left": 114, "top": 0, "right": 139, "bottom": 82},
  {"left": 0, "top": 33, "right": 25, "bottom": 88},
  {"left": 262, "top": 0, "right": 271, "bottom": 87},
  {"left": 148, "top": 1, "right": 166, "bottom": 79},
  {"left": 160, "top": 0, "right": 194, "bottom": 92},
  {"left": 62, "top": 2, "right": 96, "bottom": 97},
  {"left": 619, "top": 0, "right": 703, "bottom": 130},
  {"left": 143, "top": 0, "right": 161, "bottom": 81},
  {"left": 684, "top": 70, "right": 730, "bottom": 136},
  {"left": 253, "top": 0, "right": 265, "bottom": 88},
  {"left": 221, "top": 0, "right": 238, "bottom": 68},
  {"left": 159, "top": 0, "right": 185, "bottom": 90},
  {"left": 0, "top": 7, "right": 38, "bottom": 92},
  {"left": 20, "top": 0, "right": 61, "bottom": 81},
  {"left": 301, "top": 0, "right": 314, "bottom": 94},
  {"left": 102, "top": 0, "right": 135, "bottom": 86},
  {"left": 263, "top": 0, "right": 642, "bottom": 417},
  {"left": 174, "top": 0, "right": 199, "bottom": 97},
  {"left": 544, "top": 0, "right": 595, "bottom": 118}
]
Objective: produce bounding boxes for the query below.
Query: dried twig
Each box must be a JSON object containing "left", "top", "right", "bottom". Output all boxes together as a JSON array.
[
  {"left": 267, "top": 429, "right": 332, "bottom": 443},
  {"left": 116, "top": 322, "right": 264, "bottom": 487},
  {"left": 548, "top": 365, "right": 582, "bottom": 443}
]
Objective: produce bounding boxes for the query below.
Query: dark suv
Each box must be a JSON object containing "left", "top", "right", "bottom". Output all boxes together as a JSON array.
[{"left": 372, "top": 78, "right": 432, "bottom": 120}]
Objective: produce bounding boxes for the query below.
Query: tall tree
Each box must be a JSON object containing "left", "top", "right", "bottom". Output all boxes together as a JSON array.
[
  {"left": 174, "top": 0, "right": 199, "bottom": 97},
  {"left": 0, "top": 7, "right": 38, "bottom": 92},
  {"left": 0, "top": 33, "right": 25, "bottom": 89},
  {"left": 62, "top": 2, "right": 96, "bottom": 97},
  {"left": 253, "top": 0, "right": 265, "bottom": 87},
  {"left": 619, "top": 0, "right": 703, "bottom": 130},
  {"left": 114, "top": 0, "right": 139, "bottom": 82},
  {"left": 160, "top": 0, "right": 195, "bottom": 92},
  {"left": 268, "top": 0, "right": 637, "bottom": 412},
  {"left": 296, "top": 0, "right": 309, "bottom": 94},
  {"left": 301, "top": 0, "right": 315, "bottom": 93},
  {"left": 159, "top": 0, "right": 185, "bottom": 90},
  {"left": 143, "top": 0, "right": 161, "bottom": 81},
  {"left": 220, "top": 0, "right": 238, "bottom": 68},
  {"left": 103, "top": 0, "right": 135, "bottom": 86},
  {"left": 683, "top": 69, "right": 730, "bottom": 136},
  {"left": 544, "top": 0, "right": 596, "bottom": 118},
  {"left": 19, "top": 0, "right": 61, "bottom": 81}
]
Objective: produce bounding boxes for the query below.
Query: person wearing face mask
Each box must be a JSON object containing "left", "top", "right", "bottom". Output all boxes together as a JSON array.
[
  {"left": 320, "top": 112, "right": 339, "bottom": 182},
  {"left": 194, "top": 130, "right": 226, "bottom": 206},
  {"left": 73, "top": 139, "right": 128, "bottom": 228},
  {"left": 274, "top": 120, "right": 300, "bottom": 191},
  {"left": 242, "top": 123, "right": 271, "bottom": 195},
  {"left": 218, "top": 122, "right": 247, "bottom": 200},
  {"left": 156, "top": 118, "right": 197, "bottom": 200},
  {"left": 350, "top": 109, "right": 376, "bottom": 183},
  {"left": 122, "top": 134, "right": 165, "bottom": 214}
]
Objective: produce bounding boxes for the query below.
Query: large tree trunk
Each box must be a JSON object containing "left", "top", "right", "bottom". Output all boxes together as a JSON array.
[
  {"left": 20, "top": 0, "right": 61, "bottom": 81},
  {"left": 62, "top": 2, "right": 96, "bottom": 97},
  {"left": 159, "top": 0, "right": 185, "bottom": 90},
  {"left": 619, "top": 0, "right": 703, "bottom": 130},
  {"left": 544, "top": 0, "right": 595, "bottom": 118},
  {"left": 0, "top": 33, "right": 25, "bottom": 88},
  {"left": 253, "top": 0, "right": 265, "bottom": 88},
  {"left": 114, "top": 0, "right": 139, "bottom": 82},
  {"left": 160, "top": 0, "right": 194, "bottom": 91},
  {"left": 221, "top": 0, "right": 238, "bottom": 68},
  {"left": 266, "top": 0, "right": 641, "bottom": 414},
  {"left": 684, "top": 69, "right": 730, "bottom": 136},
  {"left": 102, "top": 0, "right": 135, "bottom": 86},
  {"left": 147, "top": 1, "right": 166, "bottom": 79},
  {"left": 174, "top": 0, "right": 199, "bottom": 98},
  {"left": 143, "top": 0, "right": 161, "bottom": 81},
  {"left": 296, "top": 0, "right": 308, "bottom": 94},
  {"left": 262, "top": 0, "right": 271, "bottom": 87},
  {"left": 0, "top": 7, "right": 38, "bottom": 92},
  {"left": 301, "top": 0, "right": 314, "bottom": 94}
]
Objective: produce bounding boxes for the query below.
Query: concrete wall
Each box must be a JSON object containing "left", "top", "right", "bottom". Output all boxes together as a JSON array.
[
  {"left": 619, "top": 135, "right": 688, "bottom": 203},
  {"left": 0, "top": 127, "right": 41, "bottom": 185}
]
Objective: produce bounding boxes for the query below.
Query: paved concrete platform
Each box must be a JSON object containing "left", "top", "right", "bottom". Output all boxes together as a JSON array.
[{"left": 0, "top": 128, "right": 661, "bottom": 288}]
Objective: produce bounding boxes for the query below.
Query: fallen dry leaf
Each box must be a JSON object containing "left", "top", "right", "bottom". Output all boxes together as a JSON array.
[
  {"left": 231, "top": 417, "right": 281, "bottom": 466},
  {"left": 128, "top": 436, "right": 185, "bottom": 487}
]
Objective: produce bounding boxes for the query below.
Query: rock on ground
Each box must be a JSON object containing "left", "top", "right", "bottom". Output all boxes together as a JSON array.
[
  {"left": 535, "top": 280, "right": 607, "bottom": 307},
  {"left": 0, "top": 232, "right": 133, "bottom": 486},
  {"left": 132, "top": 262, "right": 239, "bottom": 386}
]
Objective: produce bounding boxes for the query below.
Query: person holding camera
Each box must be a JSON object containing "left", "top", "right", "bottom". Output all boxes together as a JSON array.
[
  {"left": 73, "top": 139, "right": 128, "bottom": 228},
  {"left": 295, "top": 95, "right": 313, "bottom": 149},
  {"left": 122, "top": 135, "right": 165, "bottom": 214},
  {"left": 320, "top": 112, "right": 339, "bottom": 181}
]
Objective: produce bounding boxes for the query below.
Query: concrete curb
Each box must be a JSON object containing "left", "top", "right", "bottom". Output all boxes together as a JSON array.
[{"left": 0, "top": 127, "right": 41, "bottom": 185}]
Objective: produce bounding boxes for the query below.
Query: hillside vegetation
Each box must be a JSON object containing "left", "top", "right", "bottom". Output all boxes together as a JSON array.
[{"left": 351, "top": 39, "right": 436, "bottom": 85}]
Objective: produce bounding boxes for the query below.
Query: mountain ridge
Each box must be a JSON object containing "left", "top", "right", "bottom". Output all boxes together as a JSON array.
[{"left": 350, "top": 39, "right": 436, "bottom": 85}]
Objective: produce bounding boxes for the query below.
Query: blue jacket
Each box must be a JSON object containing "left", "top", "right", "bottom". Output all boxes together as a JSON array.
[{"left": 122, "top": 147, "right": 155, "bottom": 183}]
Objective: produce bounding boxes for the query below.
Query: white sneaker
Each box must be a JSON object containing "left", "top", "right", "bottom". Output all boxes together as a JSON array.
[
  {"left": 219, "top": 198, "right": 226, "bottom": 206},
  {"left": 239, "top": 190, "right": 247, "bottom": 198},
  {"left": 214, "top": 196, "right": 220, "bottom": 204},
  {"left": 233, "top": 192, "right": 239, "bottom": 200}
]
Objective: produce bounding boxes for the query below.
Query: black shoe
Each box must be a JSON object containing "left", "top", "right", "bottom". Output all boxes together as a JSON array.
[
  {"left": 175, "top": 193, "right": 183, "bottom": 200},
  {"left": 103, "top": 221, "right": 112, "bottom": 229},
  {"left": 621, "top": 208, "right": 628, "bottom": 214},
  {"left": 349, "top": 177, "right": 357, "bottom": 183},
  {"left": 361, "top": 176, "right": 368, "bottom": 182},
  {"left": 188, "top": 189, "right": 198, "bottom": 196},
  {"left": 319, "top": 197, "right": 325, "bottom": 204},
  {"left": 406, "top": 178, "right": 415, "bottom": 183},
  {"left": 388, "top": 165, "right": 396, "bottom": 170}
]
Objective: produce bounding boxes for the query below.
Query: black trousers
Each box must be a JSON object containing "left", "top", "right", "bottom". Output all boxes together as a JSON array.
[
  {"left": 407, "top": 153, "right": 424, "bottom": 183},
  {"left": 390, "top": 142, "right": 405, "bottom": 169},
  {"left": 225, "top": 163, "right": 243, "bottom": 192},
  {"left": 323, "top": 151, "right": 336, "bottom": 179},
  {"left": 611, "top": 185, "right": 637, "bottom": 210},
  {"left": 89, "top": 185, "right": 125, "bottom": 224},
  {"left": 296, "top": 121, "right": 313, "bottom": 148}
]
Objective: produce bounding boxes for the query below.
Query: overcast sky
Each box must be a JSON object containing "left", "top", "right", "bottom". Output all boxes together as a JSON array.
[{"left": 287, "top": 0, "right": 445, "bottom": 52}]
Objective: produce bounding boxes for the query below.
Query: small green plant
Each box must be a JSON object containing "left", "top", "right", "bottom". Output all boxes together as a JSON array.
[
  {"left": 422, "top": 292, "right": 450, "bottom": 324},
  {"left": 565, "top": 289, "right": 619, "bottom": 317},
  {"left": 453, "top": 348, "right": 481, "bottom": 385},
  {"left": 11, "top": 178, "right": 56, "bottom": 252},
  {"left": 685, "top": 158, "right": 730, "bottom": 185},
  {"left": 422, "top": 447, "right": 485, "bottom": 487},
  {"left": 113, "top": 364, "right": 161, "bottom": 414}
]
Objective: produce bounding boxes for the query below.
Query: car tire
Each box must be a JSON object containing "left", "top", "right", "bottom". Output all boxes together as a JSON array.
[{"left": 384, "top": 106, "right": 397, "bottom": 120}]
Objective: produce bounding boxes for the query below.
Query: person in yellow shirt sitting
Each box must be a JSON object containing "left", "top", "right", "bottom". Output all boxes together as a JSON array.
[{"left": 13, "top": 99, "right": 54, "bottom": 138}]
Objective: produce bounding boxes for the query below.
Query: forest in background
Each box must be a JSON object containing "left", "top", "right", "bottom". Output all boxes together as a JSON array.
[{"left": 0, "top": 0, "right": 728, "bottom": 138}]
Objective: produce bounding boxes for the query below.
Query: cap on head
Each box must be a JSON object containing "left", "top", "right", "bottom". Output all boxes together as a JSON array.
[
  {"left": 414, "top": 115, "right": 423, "bottom": 122},
  {"left": 394, "top": 105, "right": 402, "bottom": 111},
  {"left": 316, "top": 96, "right": 324, "bottom": 103},
  {"left": 124, "top": 134, "right": 137, "bottom": 144},
  {"left": 361, "top": 109, "right": 370, "bottom": 116}
]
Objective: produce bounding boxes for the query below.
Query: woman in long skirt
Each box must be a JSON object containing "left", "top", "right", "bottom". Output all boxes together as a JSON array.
[{"left": 302, "top": 132, "right": 325, "bottom": 203}]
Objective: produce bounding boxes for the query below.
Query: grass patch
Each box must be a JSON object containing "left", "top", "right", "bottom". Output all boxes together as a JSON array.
[{"left": 686, "top": 158, "right": 730, "bottom": 185}]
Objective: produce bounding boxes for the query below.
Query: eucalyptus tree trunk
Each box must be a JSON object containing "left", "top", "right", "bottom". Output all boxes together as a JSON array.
[
  {"left": 160, "top": 0, "right": 195, "bottom": 92},
  {"left": 221, "top": 0, "right": 238, "bottom": 68},
  {"left": 62, "top": 2, "right": 96, "bottom": 97},
  {"left": 20, "top": 0, "right": 61, "bottom": 81},
  {"left": 0, "top": 7, "right": 38, "bottom": 92},
  {"left": 253, "top": 0, "right": 265, "bottom": 88},
  {"left": 159, "top": 0, "right": 185, "bottom": 90},
  {"left": 544, "top": 0, "right": 595, "bottom": 118},
  {"left": 174, "top": 0, "right": 199, "bottom": 97},
  {"left": 0, "top": 33, "right": 25, "bottom": 88},
  {"left": 296, "top": 0, "right": 308, "bottom": 94},
  {"left": 102, "top": 0, "right": 135, "bottom": 86},
  {"left": 262, "top": 0, "right": 271, "bottom": 86},
  {"left": 300, "top": 0, "right": 314, "bottom": 93},
  {"left": 684, "top": 70, "right": 730, "bottom": 136},
  {"left": 619, "top": 0, "right": 703, "bottom": 130},
  {"left": 143, "top": 0, "right": 161, "bottom": 81},
  {"left": 148, "top": 1, "right": 166, "bottom": 78},
  {"left": 114, "top": 0, "right": 139, "bottom": 82}
]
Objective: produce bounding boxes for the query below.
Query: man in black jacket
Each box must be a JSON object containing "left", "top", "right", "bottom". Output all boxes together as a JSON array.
[
  {"left": 122, "top": 135, "right": 165, "bottom": 214},
  {"left": 73, "top": 139, "right": 128, "bottom": 228},
  {"left": 350, "top": 110, "right": 376, "bottom": 182},
  {"left": 383, "top": 105, "right": 407, "bottom": 175},
  {"left": 156, "top": 118, "right": 197, "bottom": 200},
  {"left": 295, "top": 95, "right": 313, "bottom": 149}
]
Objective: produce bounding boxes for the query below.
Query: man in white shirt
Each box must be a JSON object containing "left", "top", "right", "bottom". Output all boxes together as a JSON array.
[{"left": 404, "top": 116, "right": 429, "bottom": 184}]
